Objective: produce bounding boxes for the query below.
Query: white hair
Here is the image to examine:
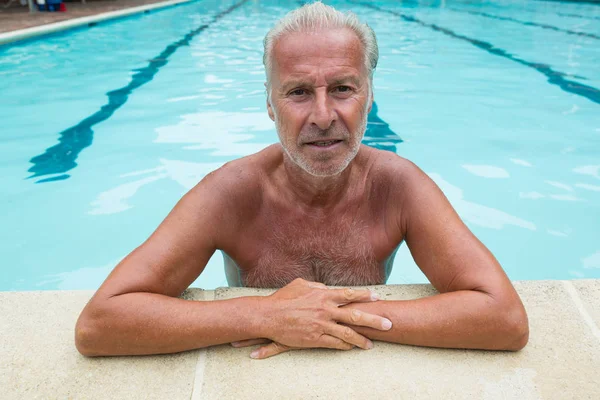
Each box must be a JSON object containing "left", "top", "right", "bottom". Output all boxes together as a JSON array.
[{"left": 263, "top": 1, "right": 378, "bottom": 92}]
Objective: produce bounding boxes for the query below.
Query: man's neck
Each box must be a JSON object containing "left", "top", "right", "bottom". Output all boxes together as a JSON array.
[{"left": 277, "top": 148, "right": 367, "bottom": 212}]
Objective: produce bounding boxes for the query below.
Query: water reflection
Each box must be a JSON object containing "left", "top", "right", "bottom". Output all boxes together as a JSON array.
[
  {"left": 154, "top": 110, "right": 274, "bottom": 155},
  {"left": 428, "top": 173, "right": 536, "bottom": 231},
  {"left": 583, "top": 251, "right": 600, "bottom": 269},
  {"left": 36, "top": 259, "right": 119, "bottom": 290},
  {"left": 520, "top": 192, "right": 545, "bottom": 200},
  {"left": 575, "top": 183, "right": 600, "bottom": 192},
  {"left": 462, "top": 165, "right": 510, "bottom": 179},
  {"left": 547, "top": 230, "right": 570, "bottom": 238},
  {"left": 89, "top": 174, "right": 168, "bottom": 215},
  {"left": 573, "top": 165, "right": 600, "bottom": 180},
  {"left": 89, "top": 160, "right": 224, "bottom": 215},
  {"left": 510, "top": 159, "right": 533, "bottom": 167},
  {"left": 549, "top": 194, "right": 582, "bottom": 202},
  {"left": 545, "top": 181, "right": 574, "bottom": 192}
]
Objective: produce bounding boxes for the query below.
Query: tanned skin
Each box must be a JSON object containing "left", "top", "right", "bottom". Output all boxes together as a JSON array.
[{"left": 75, "top": 28, "right": 528, "bottom": 359}]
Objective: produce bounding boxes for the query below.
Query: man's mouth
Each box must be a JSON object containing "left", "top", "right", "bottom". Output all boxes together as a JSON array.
[{"left": 306, "top": 140, "right": 343, "bottom": 147}]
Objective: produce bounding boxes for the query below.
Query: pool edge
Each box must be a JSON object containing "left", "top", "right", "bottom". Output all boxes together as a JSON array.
[
  {"left": 0, "top": 0, "right": 195, "bottom": 46},
  {"left": 2, "top": 280, "right": 600, "bottom": 398}
]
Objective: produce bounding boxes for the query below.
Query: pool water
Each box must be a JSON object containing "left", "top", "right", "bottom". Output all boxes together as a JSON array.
[{"left": 1, "top": 0, "right": 599, "bottom": 291}]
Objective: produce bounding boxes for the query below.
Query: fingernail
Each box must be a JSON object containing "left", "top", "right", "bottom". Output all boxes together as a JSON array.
[
  {"left": 250, "top": 350, "right": 260, "bottom": 359},
  {"left": 231, "top": 341, "right": 240, "bottom": 347},
  {"left": 366, "top": 340, "right": 374, "bottom": 349},
  {"left": 370, "top": 292, "right": 380, "bottom": 301},
  {"left": 382, "top": 318, "right": 392, "bottom": 330}
]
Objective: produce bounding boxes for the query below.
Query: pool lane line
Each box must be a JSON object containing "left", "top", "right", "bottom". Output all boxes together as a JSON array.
[
  {"left": 355, "top": 2, "right": 600, "bottom": 107},
  {"left": 539, "top": 0, "right": 600, "bottom": 5},
  {"left": 363, "top": 102, "right": 403, "bottom": 153},
  {"left": 448, "top": 8, "right": 600, "bottom": 40},
  {"left": 557, "top": 12, "right": 600, "bottom": 21},
  {"left": 27, "top": 0, "right": 249, "bottom": 184}
]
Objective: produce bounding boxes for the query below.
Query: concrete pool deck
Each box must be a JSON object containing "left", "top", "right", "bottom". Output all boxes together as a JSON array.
[
  {"left": 0, "top": 0, "right": 192, "bottom": 42},
  {"left": 2, "top": 280, "right": 599, "bottom": 399}
]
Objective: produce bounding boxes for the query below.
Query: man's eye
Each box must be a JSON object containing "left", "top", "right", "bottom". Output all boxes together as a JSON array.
[
  {"left": 335, "top": 86, "right": 353, "bottom": 93},
  {"left": 290, "top": 89, "right": 306, "bottom": 96}
]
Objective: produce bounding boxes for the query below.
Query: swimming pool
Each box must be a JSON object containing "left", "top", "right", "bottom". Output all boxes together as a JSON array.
[{"left": 1, "top": 0, "right": 599, "bottom": 291}]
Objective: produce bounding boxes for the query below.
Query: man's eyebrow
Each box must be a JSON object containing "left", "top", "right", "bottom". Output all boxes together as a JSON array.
[
  {"left": 280, "top": 79, "right": 311, "bottom": 92},
  {"left": 280, "top": 76, "right": 362, "bottom": 92},
  {"left": 328, "top": 76, "right": 361, "bottom": 86}
]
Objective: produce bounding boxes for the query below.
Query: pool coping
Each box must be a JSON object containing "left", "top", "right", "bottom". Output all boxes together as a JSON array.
[
  {"left": 0, "top": 0, "right": 195, "bottom": 46},
  {"left": 2, "top": 279, "right": 600, "bottom": 399}
]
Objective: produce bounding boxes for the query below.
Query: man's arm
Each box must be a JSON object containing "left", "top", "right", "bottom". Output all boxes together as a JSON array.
[
  {"left": 346, "top": 159, "right": 528, "bottom": 350},
  {"left": 250, "top": 158, "right": 528, "bottom": 359},
  {"left": 75, "top": 167, "right": 263, "bottom": 356},
  {"left": 75, "top": 163, "right": 391, "bottom": 356}
]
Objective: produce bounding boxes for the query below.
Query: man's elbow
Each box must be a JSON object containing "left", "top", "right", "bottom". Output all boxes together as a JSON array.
[
  {"left": 74, "top": 312, "right": 104, "bottom": 357},
  {"left": 75, "top": 320, "right": 96, "bottom": 357},
  {"left": 500, "top": 303, "right": 529, "bottom": 351}
]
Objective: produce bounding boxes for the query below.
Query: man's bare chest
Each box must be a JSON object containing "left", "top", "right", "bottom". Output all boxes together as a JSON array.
[{"left": 224, "top": 216, "right": 397, "bottom": 288}]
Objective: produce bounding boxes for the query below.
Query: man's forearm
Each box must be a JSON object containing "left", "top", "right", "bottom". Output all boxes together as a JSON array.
[
  {"left": 342, "top": 290, "right": 529, "bottom": 351},
  {"left": 75, "top": 293, "right": 267, "bottom": 356}
]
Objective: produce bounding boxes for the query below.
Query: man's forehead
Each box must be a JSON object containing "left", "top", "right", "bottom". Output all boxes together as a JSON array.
[
  {"left": 270, "top": 28, "right": 366, "bottom": 85},
  {"left": 273, "top": 28, "right": 362, "bottom": 60}
]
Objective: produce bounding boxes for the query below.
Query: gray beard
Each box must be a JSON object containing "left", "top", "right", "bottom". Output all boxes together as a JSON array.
[{"left": 275, "top": 113, "right": 367, "bottom": 177}]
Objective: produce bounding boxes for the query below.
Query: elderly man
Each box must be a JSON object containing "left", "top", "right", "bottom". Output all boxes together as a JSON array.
[{"left": 75, "top": 2, "right": 528, "bottom": 359}]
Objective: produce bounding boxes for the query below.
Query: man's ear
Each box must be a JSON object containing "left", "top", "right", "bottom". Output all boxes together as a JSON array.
[
  {"left": 267, "top": 101, "right": 275, "bottom": 121},
  {"left": 367, "top": 91, "right": 374, "bottom": 114},
  {"left": 265, "top": 83, "right": 275, "bottom": 121}
]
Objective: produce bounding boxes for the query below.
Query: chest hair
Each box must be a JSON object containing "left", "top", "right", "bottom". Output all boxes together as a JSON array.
[{"left": 243, "top": 219, "right": 384, "bottom": 287}]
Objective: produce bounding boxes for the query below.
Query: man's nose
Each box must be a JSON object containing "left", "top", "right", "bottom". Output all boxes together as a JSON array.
[{"left": 309, "top": 89, "right": 336, "bottom": 131}]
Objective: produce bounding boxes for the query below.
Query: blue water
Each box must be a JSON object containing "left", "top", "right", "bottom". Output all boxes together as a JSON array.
[{"left": 1, "top": 0, "right": 599, "bottom": 291}]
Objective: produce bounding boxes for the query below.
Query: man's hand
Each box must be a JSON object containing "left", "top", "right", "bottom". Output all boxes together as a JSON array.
[{"left": 234, "top": 278, "right": 393, "bottom": 359}]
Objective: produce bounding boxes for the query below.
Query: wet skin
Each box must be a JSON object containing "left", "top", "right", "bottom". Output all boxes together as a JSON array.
[{"left": 75, "top": 28, "right": 529, "bottom": 359}]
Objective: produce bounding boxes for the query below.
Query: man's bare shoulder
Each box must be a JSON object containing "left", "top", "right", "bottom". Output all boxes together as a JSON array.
[
  {"left": 366, "top": 147, "right": 455, "bottom": 234},
  {"left": 187, "top": 144, "right": 281, "bottom": 209},
  {"left": 366, "top": 146, "right": 426, "bottom": 189}
]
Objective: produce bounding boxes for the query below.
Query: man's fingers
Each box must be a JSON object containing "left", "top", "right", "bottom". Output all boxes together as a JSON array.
[
  {"left": 317, "top": 334, "right": 357, "bottom": 351},
  {"left": 250, "top": 342, "right": 290, "bottom": 359},
  {"left": 333, "top": 308, "right": 393, "bottom": 331},
  {"left": 324, "top": 324, "right": 374, "bottom": 350},
  {"left": 306, "top": 281, "right": 328, "bottom": 289},
  {"left": 231, "top": 338, "right": 271, "bottom": 348},
  {"left": 330, "top": 287, "right": 380, "bottom": 305}
]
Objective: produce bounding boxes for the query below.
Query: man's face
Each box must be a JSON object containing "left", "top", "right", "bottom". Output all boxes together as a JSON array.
[{"left": 267, "top": 28, "right": 373, "bottom": 177}]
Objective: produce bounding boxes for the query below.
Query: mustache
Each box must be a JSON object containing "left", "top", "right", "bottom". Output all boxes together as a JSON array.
[{"left": 299, "top": 125, "right": 350, "bottom": 142}]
